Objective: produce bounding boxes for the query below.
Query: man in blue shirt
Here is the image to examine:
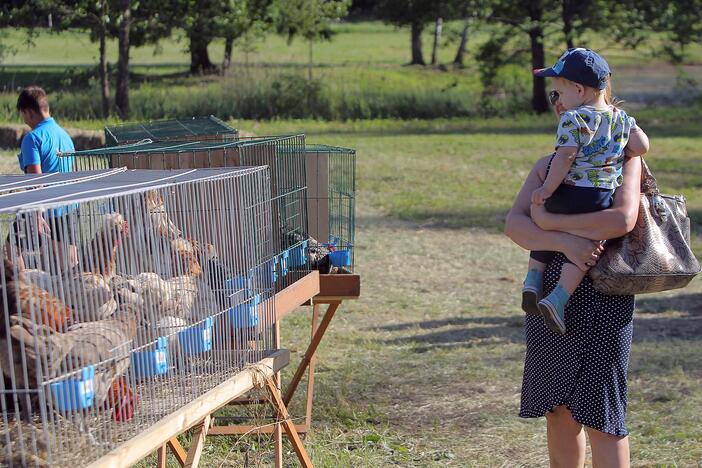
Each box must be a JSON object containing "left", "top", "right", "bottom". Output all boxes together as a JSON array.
[{"left": 8, "top": 86, "right": 77, "bottom": 271}]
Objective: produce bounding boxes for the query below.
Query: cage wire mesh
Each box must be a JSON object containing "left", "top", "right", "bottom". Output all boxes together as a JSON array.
[
  {"left": 0, "top": 168, "right": 279, "bottom": 467},
  {"left": 104, "top": 116, "right": 238, "bottom": 147},
  {"left": 63, "top": 136, "right": 311, "bottom": 292}
]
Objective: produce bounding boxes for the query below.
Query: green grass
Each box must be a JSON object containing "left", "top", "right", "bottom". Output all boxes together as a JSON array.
[{"left": 1, "top": 22, "right": 701, "bottom": 121}]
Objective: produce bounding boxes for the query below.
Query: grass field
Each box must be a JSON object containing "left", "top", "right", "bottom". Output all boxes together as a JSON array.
[
  {"left": 0, "top": 18, "right": 701, "bottom": 466},
  {"left": 1, "top": 22, "right": 701, "bottom": 121}
]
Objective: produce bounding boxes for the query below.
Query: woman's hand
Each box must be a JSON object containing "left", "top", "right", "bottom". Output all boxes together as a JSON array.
[{"left": 563, "top": 236, "right": 605, "bottom": 272}]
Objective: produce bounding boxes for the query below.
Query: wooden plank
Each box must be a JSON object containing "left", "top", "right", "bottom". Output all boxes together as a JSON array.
[
  {"left": 305, "top": 305, "right": 319, "bottom": 427},
  {"left": 157, "top": 445, "right": 168, "bottom": 468},
  {"left": 274, "top": 314, "right": 283, "bottom": 468},
  {"left": 87, "top": 350, "right": 290, "bottom": 468},
  {"left": 184, "top": 415, "right": 211, "bottom": 468},
  {"left": 208, "top": 423, "right": 309, "bottom": 436},
  {"left": 273, "top": 270, "right": 320, "bottom": 320},
  {"left": 167, "top": 438, "right": 187, "bottom": 466},
  {"left": 316, "top": 274, "right": 360, "bottom": 300},
  {"left": 283, "top": 302, "right": 340, "bottom": 406},
  {"left": 265, "top": 377, "right": 314, "bottom": 468}
]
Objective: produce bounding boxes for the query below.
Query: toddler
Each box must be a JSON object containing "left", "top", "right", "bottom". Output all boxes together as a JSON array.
[{"left": 522, "top": 48, "right": 649, "bottom": 334}]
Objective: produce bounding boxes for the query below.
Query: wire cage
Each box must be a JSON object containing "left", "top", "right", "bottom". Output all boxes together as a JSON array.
[
  {"left": 304, "top": 144, "right": 356, "bottom": 272},
  {"left": 0, "top": 168, "right": 278, "bottom": 467},
  {"left": 63, "top": 136, "right": 310, "bottom": 291},
  {"left": 104, "top": 116, "right": 238, "bottom": 147}
]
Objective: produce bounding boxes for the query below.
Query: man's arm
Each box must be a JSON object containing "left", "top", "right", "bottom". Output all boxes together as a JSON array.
[{"left": 25, "top": 164, "right": 41, "bottom": 174}]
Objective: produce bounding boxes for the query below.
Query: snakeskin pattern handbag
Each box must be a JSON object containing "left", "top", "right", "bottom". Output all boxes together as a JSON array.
[{"left": 589, "top": 158, "right": 701, "bottom": 295}]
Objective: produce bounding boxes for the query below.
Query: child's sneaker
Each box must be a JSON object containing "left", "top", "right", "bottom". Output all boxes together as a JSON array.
[
  {"left": 538, "top": 285, "right": 570, "bottom": 334},
  {"left": 521, "top": 269, "right": 543, "bottom": 315}
]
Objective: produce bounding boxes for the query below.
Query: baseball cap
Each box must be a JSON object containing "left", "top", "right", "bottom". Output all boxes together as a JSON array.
[{"left": 533, "top": 48, "right": 610, "bottom": 90}]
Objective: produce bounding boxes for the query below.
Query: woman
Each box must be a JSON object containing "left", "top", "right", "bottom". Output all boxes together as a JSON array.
[{"left": 504, "top": 146, "right": 642, "bottom": 467}]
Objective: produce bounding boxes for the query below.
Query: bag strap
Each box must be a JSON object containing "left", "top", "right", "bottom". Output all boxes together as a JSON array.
[{"left": 640, "top": 157, "right": 659, "bottom": 195}]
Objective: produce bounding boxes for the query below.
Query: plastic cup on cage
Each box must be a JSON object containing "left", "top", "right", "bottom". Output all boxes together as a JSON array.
[
  {"left": 288, "top": 239, "right": 308, "bottom": 267},
  {"left": 50, "top": 365, "right": 96, "bottom": 411},
  {"left": 329, "top": 243, "right": 353, "bottom": 267},
  {"left": 131, "top": 336, "right": 169, "bottom": 378},
  {"left": 280, "top": 250, "right": 289, "bottom": 277},
  {"left": 228, "top": 294, "right": 262, "bottom": 329},
  {"left": 178, "top": 317, "right": 214, "bottom": 354}
]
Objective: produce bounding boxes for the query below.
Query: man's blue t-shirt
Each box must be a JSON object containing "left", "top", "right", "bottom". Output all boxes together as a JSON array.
[{"left": 19, "top": 117, "right": 75, "bottom": 173}]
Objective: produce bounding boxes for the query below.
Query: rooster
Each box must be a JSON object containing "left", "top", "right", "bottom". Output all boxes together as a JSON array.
[
  {"left": 146, "top": 190, "right": 181, "bottom": 240},
  {"left": 3, "top": 259, "right": 73, "bottom": 332},
  {"left": 0, "top": 293, "right": 139, "bottom": 421}
]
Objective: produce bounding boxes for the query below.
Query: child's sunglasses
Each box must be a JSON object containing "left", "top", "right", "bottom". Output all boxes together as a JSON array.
[{"left": 548, "top": 90, "right": 560, "bottom": 106}]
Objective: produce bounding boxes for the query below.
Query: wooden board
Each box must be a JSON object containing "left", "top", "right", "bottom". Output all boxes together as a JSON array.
[
  {"left": 86, "top": 350, "right": 290, "bottom": 468},
  {"left": 315, "top": 274, "right": 360, "bottom": 301},
  {"left": 272, "top": 270, "right": 320, "bottom": 320}
]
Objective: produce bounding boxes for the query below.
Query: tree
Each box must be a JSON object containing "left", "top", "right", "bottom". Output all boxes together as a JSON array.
[
  {"left": 375, "top": 0, "right": 461, "bottom": 66},
  {"left": 273, "top": 0, "right": 350, "bottom": 80},
  {"left": 220, "top": 0, "right": 273, "bottom": 73}
]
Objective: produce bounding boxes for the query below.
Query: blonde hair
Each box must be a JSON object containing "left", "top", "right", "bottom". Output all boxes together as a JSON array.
[{"left": 601, "top": 79, "right": 624, "bottom": 109}]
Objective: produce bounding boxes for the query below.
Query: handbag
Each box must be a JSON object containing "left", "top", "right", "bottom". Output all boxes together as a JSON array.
[{"left": 588, "top": 158, "right": 701, "bottom": 295}]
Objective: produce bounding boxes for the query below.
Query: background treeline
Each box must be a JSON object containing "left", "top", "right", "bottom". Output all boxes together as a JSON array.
[{"left": 0, "top": 0, "right": 700, "bottom": 121}]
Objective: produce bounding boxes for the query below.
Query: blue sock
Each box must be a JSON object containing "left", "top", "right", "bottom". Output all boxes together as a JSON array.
[{"left": 524, "top": 269, "right": 543, "bottom": 290}]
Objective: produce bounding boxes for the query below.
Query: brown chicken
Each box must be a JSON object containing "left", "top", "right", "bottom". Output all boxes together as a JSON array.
[
  {"left": 3, "top": 259, "right": 72, "bottom": 332},
  {"left": 0, "top": 297, "right": 138, "bottom": 421},
  {"left": 80, "top": 212, "right": 130, "bottom": 284}
]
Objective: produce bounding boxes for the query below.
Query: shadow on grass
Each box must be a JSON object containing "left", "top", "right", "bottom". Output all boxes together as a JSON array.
[
  {"left": 357, "top": 210, "right": 508, "bottom": 231},
  {"left": 374, "top": 292, "right": 702, "bottom": 352}
]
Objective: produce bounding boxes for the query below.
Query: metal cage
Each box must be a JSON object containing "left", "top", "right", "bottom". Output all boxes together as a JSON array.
[
  {"left": 104, "top": 116, "right": 238, "bottom": 147},
  {"left": 304, "top": 144, "right": 356, "bottom": 272},
  {"left": 0, "top": 168, "right": 278, "bottom": 467},
  {"left": 63, "top": 136, "right": 311, "bottom": 291}
]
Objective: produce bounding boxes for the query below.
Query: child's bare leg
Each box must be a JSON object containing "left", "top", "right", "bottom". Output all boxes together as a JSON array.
[
  {"left": 559, "top": 263, "right": 587, "bottom": 294},
  {"left": 538, "top": 263, "right": 586, "bottom": 335},
  {"left": 528, "top": 257, "right": 546, "bottom": 274}
]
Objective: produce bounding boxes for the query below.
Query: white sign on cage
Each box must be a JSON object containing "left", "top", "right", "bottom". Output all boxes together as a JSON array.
[{"left": 0, "top": 168, "right": 280, "bottom": 467}]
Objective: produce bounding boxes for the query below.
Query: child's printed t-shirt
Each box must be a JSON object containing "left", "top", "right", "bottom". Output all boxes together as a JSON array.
[{"left": 555, "top": 105, "right": 637, "bottom": 189}]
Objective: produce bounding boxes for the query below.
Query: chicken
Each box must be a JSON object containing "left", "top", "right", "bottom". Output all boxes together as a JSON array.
[
  {"left": 0, "top": 300, "right": 138, "bottom": 421},
  {"left": 170, "top": 237, "right": 202, "bottom": 278},
  {"left": 3, "top": 259, "right": 73, "bottom": 332},
  {"left": 80, "top": 212, "right": 130, "bottom": 284},
  {"left": 285, "top": 230, "right": 332, "bottom": 273},
  {"left": 129, "top": 272, "right": 199, "bottom": 321},
  {"left": 146, "top": 190, "right": 182, "bottom": 240},
  {"left": 198, "top": 242, "right": 237, "bottom": 309}
]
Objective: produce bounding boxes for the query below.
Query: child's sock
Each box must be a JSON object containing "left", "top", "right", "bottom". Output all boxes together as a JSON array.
[
  {"left": 538, "top": 285, "right": 570, "bottom": 334},
  {"left": 521, "top": 269, "right": 543, "bottom": 315}
]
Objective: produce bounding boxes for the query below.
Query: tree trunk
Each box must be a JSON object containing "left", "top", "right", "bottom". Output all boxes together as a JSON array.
[
  {"left": 410, "top": 22, "right": 425, "bottom": 65},
  {"left": 222, "top": 36, "right": 233, "bottom": 74},
  {"left": 99, "top": 26, "right": 110, "bottom": 118},
  {"left": 308, "top": 41, "right": 313, "bottom": 81},
  {"left": 189, "top": 33, "right": 214, "bottom": 74},
  {"left": 115, "top": 0, "right": 131, "bottom": 120},
  {"left": 453, "top": 17, "right": 470, "bottom": 67},
  {"left": 431, "top": 17, "right": 443, "bottom": 66},
  {"left": 528, "top": 2, "right": 548, "bottom": 113},
  {"left": 562, "top": 0, "right": 575, "bottom": 49}
]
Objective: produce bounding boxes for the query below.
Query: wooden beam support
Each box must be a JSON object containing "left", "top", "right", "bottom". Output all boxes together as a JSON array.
[
  {"left": 208, "top": 423, "right": 309, "bottom": 436},
  {"left": 305, "top": 304, "right": 320, "bottom": 427},
  {"left": 157, "top": 445, "right": 168, "bottom": 468},
  {"left": 184, "top": 415, "right": 211, "bottom": 468},
  {"left": 167, "top": 438, "right": 187, "bottom": 466},
  {"left": 87, "top": 350, "right": 289, "bottom": 468},
  {"left": 265, "top": 376, "right": 314, "bottom": 468},
  {"left": 283, "top": 302, "right": 340, "bottom": 406}
]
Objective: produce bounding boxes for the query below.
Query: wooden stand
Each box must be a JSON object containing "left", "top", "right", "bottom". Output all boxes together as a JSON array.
[{"left": 210, "top": 273, "right": 360, "bottom": 437}]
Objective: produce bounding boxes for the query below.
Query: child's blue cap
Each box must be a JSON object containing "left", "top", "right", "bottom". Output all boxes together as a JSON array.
[{"left": 533, "top": 48, "right": 610, "bottom": 90}]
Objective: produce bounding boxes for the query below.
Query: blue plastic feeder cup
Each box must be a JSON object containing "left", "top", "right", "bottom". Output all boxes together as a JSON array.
[
  {"left": 270, "top": 256, "right": 279, "bottom": 282},
  {"left": 226, "top": 273, "right": 252, "bottom": 292},
  {"left": 131, "top": 337, "right": 169, "bottom": 378},
  {"left": 50, "top": 365, "right": 95, "bottom": 411},
  {"left": 289, "top": 240, "right": 308, "bottom": 267},
  {"left": 229, "top": 294, "right": 262, "bottom": 329},
  {"left": 329, "top": 245, "right": 353, "bottom": 267},
  {"left": 178, "top": 317, "right": 214, "bottom": 354},
  {"left": 280, "top": 250, "right": 289, "bottom": 277}
]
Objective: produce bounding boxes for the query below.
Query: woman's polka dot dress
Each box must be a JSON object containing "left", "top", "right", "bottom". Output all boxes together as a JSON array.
[{"left": 519, "top": 253, "right": 634, "bottom": 436}]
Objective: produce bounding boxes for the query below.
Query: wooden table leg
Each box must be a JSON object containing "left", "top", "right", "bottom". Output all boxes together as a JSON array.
[
  {"left": 273, "top": 319, "right": 283, "bottom": 468},
  {"left": 265, "top": 376, "right": 313, "bottom": 468},
  {"left": 168, "top": 437, "right": 187, "bottom": 466},
  {"left": 184, "top": 415, "right": 211, "bottom": 468},
  {"left": 283, "top": 302, "right": 340, "bottom": 406},
  {"left": 157, "top": 445, "right": 168, "bottom": 468},
  {"left": 305, "top": 304, "right": 320, "bottom": 429}
]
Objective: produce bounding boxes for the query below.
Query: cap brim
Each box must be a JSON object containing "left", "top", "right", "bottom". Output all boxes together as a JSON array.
[{"left": 533, "top": 68, "right": 558, "bottom": 78}]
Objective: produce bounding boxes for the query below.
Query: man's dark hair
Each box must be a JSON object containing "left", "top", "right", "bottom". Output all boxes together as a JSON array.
[{"left": 16, "top": 86, "right": 49, "bottom": 114}]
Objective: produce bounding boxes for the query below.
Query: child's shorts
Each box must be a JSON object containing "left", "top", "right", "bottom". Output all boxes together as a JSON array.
[{"left": 531, "top": 184, "right": 614, "bottom": 264}]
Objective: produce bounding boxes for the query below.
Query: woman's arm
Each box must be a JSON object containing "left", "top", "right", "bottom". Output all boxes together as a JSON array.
[
  {"left": 530, "top": 156, "right": 642, "bottom": 240},
  {"left": 504, "top": 156, "right": 604, "bottom": 270}
]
